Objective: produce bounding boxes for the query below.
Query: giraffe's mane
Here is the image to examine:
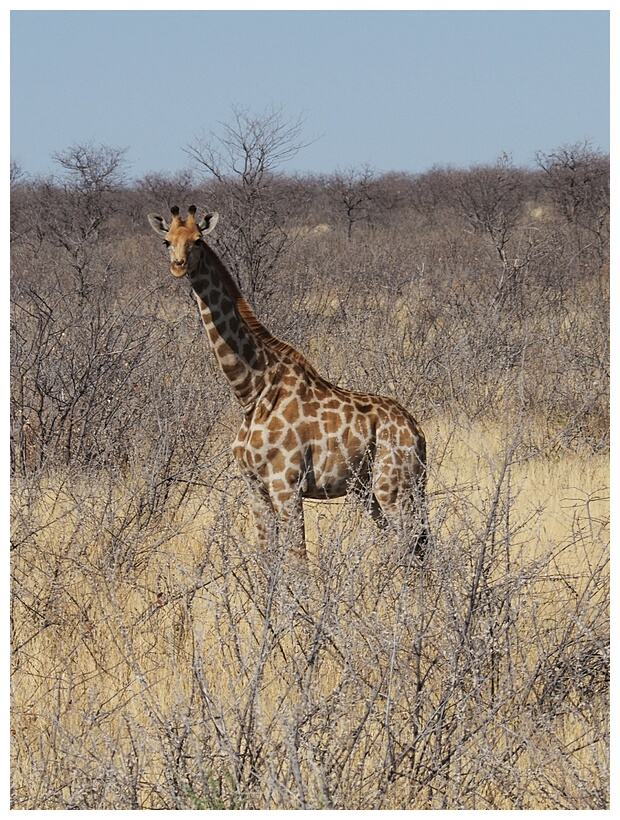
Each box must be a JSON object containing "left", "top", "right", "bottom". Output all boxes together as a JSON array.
[{"left": 200, "top": 242, "right": 322, "bottom": 378}]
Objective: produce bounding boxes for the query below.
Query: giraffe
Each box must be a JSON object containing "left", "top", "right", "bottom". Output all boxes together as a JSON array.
[{"left": 148, "top": 206, "right": 429, "bottom": 562}]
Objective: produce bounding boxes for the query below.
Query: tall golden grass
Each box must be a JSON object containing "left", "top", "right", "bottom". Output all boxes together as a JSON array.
[{"left": 10, "top": 413, "right": 608, "bottom": 809}]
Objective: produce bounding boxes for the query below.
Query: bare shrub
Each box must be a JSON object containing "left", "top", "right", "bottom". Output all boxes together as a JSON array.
[
  {"left": 535, "top": 140, "right": 610, "bottom": 265},
  {"left": 11, "top": 419, "right": 609, "bottom": 808}
]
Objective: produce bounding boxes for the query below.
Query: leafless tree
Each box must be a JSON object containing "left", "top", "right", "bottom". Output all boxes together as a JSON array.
[
  {"left": 186, "top": 105, "right": 315, "bottom": 302},
  {"left": 327, "top": 164, "right": 376, "bottom": 238},
  {"left": 138, "top": 169, "right": 198, "bottom": 215},
  {"left": 535, "top": 140, "right": 610, "bottom": 263},
  {"left": 444, "top": 154, "right": 534, "bottom": 303},
  {"left": 10, "top": 159, "right": 26, "bottom": 187},
  {"left": 19, "top": 142, "right": 130, "bottom": 298}
]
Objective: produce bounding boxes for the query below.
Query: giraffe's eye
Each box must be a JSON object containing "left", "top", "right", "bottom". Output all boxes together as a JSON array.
[{"left": 163, "top": 240, "right": 170, "bottom": 248}]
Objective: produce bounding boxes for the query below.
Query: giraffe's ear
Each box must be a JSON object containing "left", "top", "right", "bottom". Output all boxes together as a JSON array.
[
  {"left": 197, "top": 212, "right": 219, "bottom": 236},
  {"left": 147, "top": 213, "right": 169, "bottom": 237}
]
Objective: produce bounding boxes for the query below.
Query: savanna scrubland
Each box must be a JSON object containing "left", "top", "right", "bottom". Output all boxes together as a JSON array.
[{"left": 10, "top": 124, "right": 609, "bottom": 808}]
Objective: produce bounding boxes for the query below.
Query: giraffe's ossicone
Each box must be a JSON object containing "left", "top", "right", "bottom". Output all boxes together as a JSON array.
[{"left": 148, "top": 206, "right": 430, "bottom": 561}]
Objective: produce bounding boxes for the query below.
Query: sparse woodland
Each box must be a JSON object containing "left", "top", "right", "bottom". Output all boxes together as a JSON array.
[{"left": 10, "top": 123, "right": 609, "bottom": 809}]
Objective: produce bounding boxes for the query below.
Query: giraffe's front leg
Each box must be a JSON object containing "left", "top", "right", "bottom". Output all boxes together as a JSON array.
[
  {"left": 270, "top": 487, "right": 307, "bottom": 562},
  {"left": 238, "top": 469, "right": 307, "bottom": 561},
  {"left": 241, "top": 473, "right": 278, "bottom": 551},
  {"left": 234, "top": 429, "right": 307, "bottom": 560},
  {"left": 233, "top": 430, "right": 277, "bottom": 552}
]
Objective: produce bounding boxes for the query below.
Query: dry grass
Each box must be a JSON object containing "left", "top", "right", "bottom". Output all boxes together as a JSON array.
[{"left": 10, "top": 415, "right": 609, "bottom": 809}]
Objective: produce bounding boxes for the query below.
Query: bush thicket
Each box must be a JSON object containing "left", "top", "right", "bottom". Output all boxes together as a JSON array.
[{"left": 10, "top": 138, "right": 609, "bottom": 809}]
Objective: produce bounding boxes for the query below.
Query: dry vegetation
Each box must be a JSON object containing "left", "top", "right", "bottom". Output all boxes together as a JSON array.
[{"left": 10, "top": 131, "right": 609, "bottom": 809}]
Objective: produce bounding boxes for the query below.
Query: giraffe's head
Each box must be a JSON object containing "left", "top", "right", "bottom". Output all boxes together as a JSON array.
[{"left": 147, "top": 205, "right": 219, "bottom": 277}]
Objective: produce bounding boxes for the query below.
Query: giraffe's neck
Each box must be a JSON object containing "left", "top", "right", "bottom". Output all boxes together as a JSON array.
[{"left": 187, "top": 244, "right": 277, "bottom": 411}]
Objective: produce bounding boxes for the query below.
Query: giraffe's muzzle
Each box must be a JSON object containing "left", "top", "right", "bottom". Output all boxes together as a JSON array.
[{"left": 170, "top": 260, "right": 188, "bottom": 277}]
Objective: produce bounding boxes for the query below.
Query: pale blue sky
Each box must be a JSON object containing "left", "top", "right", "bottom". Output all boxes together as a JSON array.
[{"left": 10, "top": 7, "right": 610, "bottom": 180}]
